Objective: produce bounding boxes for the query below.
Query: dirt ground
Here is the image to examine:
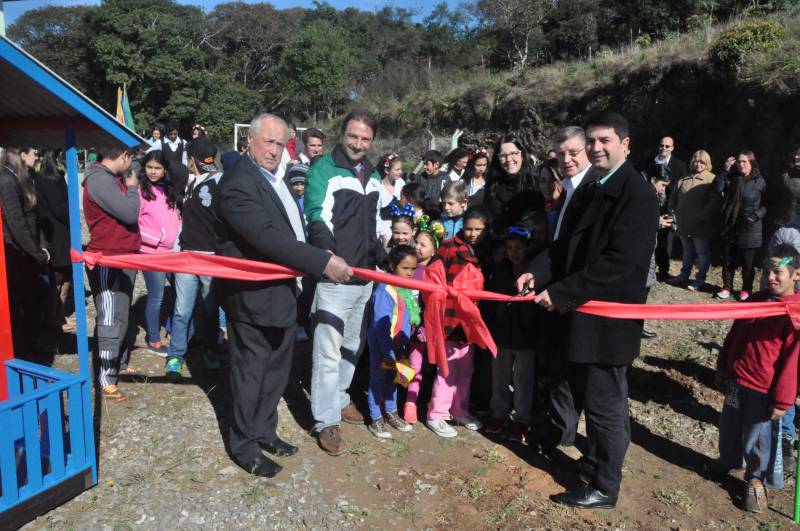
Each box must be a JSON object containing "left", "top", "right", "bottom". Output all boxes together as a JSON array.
[{"left": 20, "top": 262, "right": 800, "bottom": 530}]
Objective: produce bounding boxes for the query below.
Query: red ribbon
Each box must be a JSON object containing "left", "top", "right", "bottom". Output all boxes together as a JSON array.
[
  {"left": 72, "top": 249, "right": 800, "bottom": 367},
  {"left": 579, "top": 300, "right": 800, "bottom": 328},
  {"left": 421, "top": 261, "right": 498, "bottom": 377}
]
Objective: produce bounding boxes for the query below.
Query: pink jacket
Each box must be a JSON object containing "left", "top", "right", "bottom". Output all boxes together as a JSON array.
[{"left": 138, "top": 185, "right": 180, "bottom": 254}]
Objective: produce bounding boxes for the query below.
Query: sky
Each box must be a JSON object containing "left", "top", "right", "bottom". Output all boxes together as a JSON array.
[{"left": 3, "top": 0, "right": 452, "bottom": 25}]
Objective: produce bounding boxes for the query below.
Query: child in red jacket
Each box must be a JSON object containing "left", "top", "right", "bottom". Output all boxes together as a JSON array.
[
  {"left": 425, "top": 206, "right": 489, "bottom": 438},
  {"left": 716, "top": 244, "right": 800, "bottom": 512}
]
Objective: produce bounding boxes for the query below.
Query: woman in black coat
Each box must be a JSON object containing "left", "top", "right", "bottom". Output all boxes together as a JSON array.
[
  {"left": 483, "top": 135, "right": 543, "bottom": 238},
  {"left": 715, "top": 150, "right": 767, "bottom": 301},
  {"left": 36, "top": 150, "right": 74, "bottom": 331},
  {"left": 0, "top": 147, "right": 50, "bottom": 355}
]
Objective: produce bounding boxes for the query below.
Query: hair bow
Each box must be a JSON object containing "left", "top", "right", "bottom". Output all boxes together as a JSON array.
[
  {"left": 390, "top": 202, "right": 416, "bottom": 218},
  {"left": 470, "top": 147, "right": 489, "bottom": 160},
  {"left": 383, "top": 152, "right": 401, "bottom": 169},
  {"left": 415, "top": 215, "right": 445, "bottom": 248},
  {"left": 507, "top": 226, "right": 531, "bottom": 238}
]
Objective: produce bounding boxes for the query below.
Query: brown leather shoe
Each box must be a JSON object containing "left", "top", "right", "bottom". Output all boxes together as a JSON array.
[
  {"left": 318, "top": 426, "right": 349, "bottom": 456},
  {"left": 341, "top": 402, "right": 364, "bottom": 424}
]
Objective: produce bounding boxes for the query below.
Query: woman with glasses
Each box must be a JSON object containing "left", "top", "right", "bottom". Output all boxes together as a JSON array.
[
  {"left": 484, "top": 135, "right": 543, "bottom": 236},
  {"left": 666, "top": 150, "right": 721, "bottom": 291},
  {"left": 715, "top": 150, "right": 767, "bottom": 301},
  {"left": 0, "top": 147, "right": 50, "bottom": 355}
]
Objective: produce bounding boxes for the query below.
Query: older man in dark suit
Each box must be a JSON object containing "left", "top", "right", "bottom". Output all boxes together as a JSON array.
[
  {"left": 215, "top": 113, "right": 352, "bottom": 477},
  {"left": 526, "top": 112, "right": 658, "bottom": 508}
]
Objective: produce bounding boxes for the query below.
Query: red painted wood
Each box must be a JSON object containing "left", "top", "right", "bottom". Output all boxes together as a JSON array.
[{"left": 0, "top": 205, "right": 14, "bottom": 400}]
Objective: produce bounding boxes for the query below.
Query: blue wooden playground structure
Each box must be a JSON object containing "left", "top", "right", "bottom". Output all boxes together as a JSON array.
[{"left": 0, "top": 35, "right": 145, "bottom": 527}]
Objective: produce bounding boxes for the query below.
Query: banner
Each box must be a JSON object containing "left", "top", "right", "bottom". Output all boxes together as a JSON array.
[{"left": 115, "top": 85, "right": 135, "bottom": 130}]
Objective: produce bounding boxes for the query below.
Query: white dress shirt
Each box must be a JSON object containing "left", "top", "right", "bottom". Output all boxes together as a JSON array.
[{"left": 553, "top": 165, "right": 591, "bottom": 241}]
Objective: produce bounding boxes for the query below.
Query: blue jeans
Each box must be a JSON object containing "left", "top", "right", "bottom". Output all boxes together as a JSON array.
[
  {"left": 718, "top": 381, "right": 784, "bottom": 489},
  {"left": 782, "top": 405, "right": 796, "bottom": 441},
  {"left": 167, "top": 273, "right": 218, "bottom": 360},
  {"left": 366, "top": 335, "right": 399, "bottom": 421},
  {"left": 678, "top": 236, "right": 712, "bottom": 285},
  {"left": 310, "top": 282, "right": 373, "bottom": 431},
  {"left": 142, "top": 270, "right": 167, "bottom": 343}
]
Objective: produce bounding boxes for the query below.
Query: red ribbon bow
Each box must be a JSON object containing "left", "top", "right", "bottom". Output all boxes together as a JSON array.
[{"left": 422, "top": 261, "right": 497, "bottom": 377}]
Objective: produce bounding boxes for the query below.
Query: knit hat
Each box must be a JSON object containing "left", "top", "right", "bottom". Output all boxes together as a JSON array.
[
  {"left": 187, "top": 136, "right": 217, "bottom": 173},
  {"left": 287, "top": 163, "right": 308, "bottom": 184}
]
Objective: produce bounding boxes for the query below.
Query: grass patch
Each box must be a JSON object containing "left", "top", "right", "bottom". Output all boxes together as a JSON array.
[
  {"left": 460, "top": 478, "right": 485, "bottom": 502},
  {"left": 652, "top": 488, "right": 694, "bottom": 514},
  {"left": 487, "top": 493, "right": 530, "bottom": 526},
  {"left": 383, "top": 438, "right": 410, "bottom": 458},
  {"left": 477, "top": 445, "right": 504, "bottom": 464}
]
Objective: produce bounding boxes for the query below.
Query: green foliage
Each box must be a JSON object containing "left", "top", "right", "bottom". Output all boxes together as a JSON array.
[
  {"left": 7, "top": 6, "right": 93, "bottom": 92},
  {"left": 687, "top": 13, "right": 714, "bottom": 33},
  {"left": 275, "top": 20, "right": 358, "bottom": 121},
  {"left": 634, "top": 34, "right": 653, "bottom": 47},
  {"left": 710, "top": 19, "right": 785, "bottom": 71},
  {"left": 6, "top": 0, "right": 800, "bottom": 146},
  {"left": 196, "top": 77, "right": 262, "bottom": 143}
]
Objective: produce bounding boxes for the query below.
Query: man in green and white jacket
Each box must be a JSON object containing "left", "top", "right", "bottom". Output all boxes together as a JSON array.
[{"left": 304, "top": 110, "right": 387, "bottom": 456}]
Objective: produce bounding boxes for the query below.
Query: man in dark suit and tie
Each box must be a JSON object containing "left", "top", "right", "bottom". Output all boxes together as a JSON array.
[
  {"left": 649, "top": 136, "right": 687, "bottom": 279},
  {"left": 525, "top": 126, "right": 596, "bottom": 455},
  {"left": 526, "top": 112, "right": 659, "bottom": 508},
  {"left": 215, "top": 113, "right": 352, "bottom": 477}
]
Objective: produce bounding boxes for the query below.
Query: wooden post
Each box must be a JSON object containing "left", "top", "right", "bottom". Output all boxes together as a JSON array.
[{"left": 65, "top": 127, "right": 97, "bottom": 484}]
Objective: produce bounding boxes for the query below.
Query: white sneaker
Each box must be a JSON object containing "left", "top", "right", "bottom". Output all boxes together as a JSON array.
[
  {"left": 453, "top": 415, "right": 482, "bottom": 431},
  {"left": 427, "top": 418, "right": 457, "bottom": 438}
]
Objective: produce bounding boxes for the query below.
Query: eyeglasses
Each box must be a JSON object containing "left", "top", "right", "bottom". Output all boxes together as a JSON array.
[
  {"left": 498, "top": 151, "right": 522, "bottom": 160},
  {"left": 507, "top": 226, "right": 530, "bottom": 237},
  {"left": 557, "top": 149, "right": 584, "bottom": 159}
]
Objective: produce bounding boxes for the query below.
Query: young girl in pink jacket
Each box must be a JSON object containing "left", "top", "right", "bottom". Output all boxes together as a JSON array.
[{"left": 138, "top": 150, "right": 181, "bottom": 355}]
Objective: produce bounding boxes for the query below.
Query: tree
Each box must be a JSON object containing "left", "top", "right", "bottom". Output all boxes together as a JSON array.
[
  {"left": 275, "top": 20, "right": 358, "bottom": 122},
  {"left": 8, "top": 6, "right": 93, "bottom": 92},
  {"left": 204, "top": 2, "right": 303, "bottom": 100},
  {"left": 544, "top": 0, "right": 599, "bottom": 60},
  {"left": 196, "top": 76, "right": 262, "bottom": 143},
  {"left": 478, "top": 0, "right": 552, "bottom": 71},
  {"left": 81, "top": 0, "right": 209, "bottom": 132}
]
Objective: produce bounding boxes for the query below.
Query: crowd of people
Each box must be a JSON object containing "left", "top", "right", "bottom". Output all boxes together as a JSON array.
[{"left": 1, "top": 108, "right": 800, "bottom": 513}]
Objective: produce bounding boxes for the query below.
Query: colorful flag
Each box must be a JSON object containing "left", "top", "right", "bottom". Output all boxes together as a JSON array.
[{"left": 115, "top": 85, "right": 135, "bottom": 130}]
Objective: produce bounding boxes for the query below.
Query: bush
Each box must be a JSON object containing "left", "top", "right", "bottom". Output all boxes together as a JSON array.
[
  {"left": 686, "top": 13, "right": 714, "bottom": 33},
  {"left": 709, "top": 19, "right": 785, "bottom": 72},
  {"left": 634, "top": 34, "right": 652, "bottom": 47}
]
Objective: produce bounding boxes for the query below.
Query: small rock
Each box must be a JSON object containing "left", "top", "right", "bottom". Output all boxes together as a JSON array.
[{"left": 219, "top": 466, "right": 238, "bottom": 476}]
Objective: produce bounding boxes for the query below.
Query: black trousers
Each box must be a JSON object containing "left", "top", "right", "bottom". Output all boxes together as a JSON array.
[
  {"left": 721, "top": 242, "right": 757, "bottom": 292},
  {"left": 569, "top": 362, "right": 630, "bottom": 498},
  {"left": 228, "top": 319, "right": 295, "bottom": 462},
  {"left": 541, "top": 355, "right": 580, "bottom": 449},
  {"left": 5, "top": 246, "right": 44, "bottom": 356}
]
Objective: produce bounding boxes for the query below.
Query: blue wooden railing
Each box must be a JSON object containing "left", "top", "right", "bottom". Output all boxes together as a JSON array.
[{"left": 0, "top": 359, "right": 93, "bottom": 511}]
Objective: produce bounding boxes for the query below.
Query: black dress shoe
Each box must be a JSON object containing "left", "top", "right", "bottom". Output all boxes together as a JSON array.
[
  {"left": 260, "top": 438, "right": 299, "bottom": 457},
  {"left": 641, "top": 329, "right": 657, "bottom": 339},
  {"left": 235, "top": 453, "right": 283, "bottom": 478},
  {"left": 550, "top": 485, "right": 617, "bottom": 509}
]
